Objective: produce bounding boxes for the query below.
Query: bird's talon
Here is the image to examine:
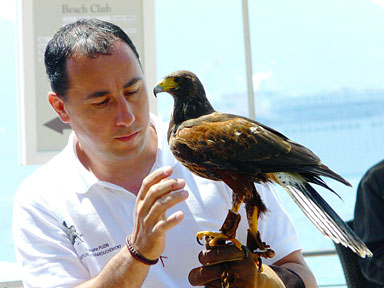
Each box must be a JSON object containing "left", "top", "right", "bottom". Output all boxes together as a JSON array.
[
  {"left": 257, "top": 257, "right": 263, "bottom": 272},
  {"left": 252, "top": 248, "right": 267, "bottom": 253},
  {"left": 196, "top": 236, "right": 204, "bottom": 246},
  {"left": 196, "top": 231, "right": 243, "bottom": 250},
  {"left": 252, "top": 247, "right": 275, "bottom": 260},
  {"left": 241, "top": 245, "right": 248, "bottom": 259}
]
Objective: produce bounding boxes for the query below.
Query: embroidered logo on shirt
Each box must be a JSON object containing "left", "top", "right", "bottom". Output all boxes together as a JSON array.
[
  {"left": 61, "top": 222, "right": 122, "bottom": 261},
  {"left": 79, "top": 243, "right": 122, "bottom": 261},
  {"left": 62, "top": 221, "right": 83, "bottom": 246}
]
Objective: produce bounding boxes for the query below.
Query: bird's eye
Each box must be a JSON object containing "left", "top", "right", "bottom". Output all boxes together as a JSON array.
[{"left": 174, "top": 77, "right": 180, "bottom": 83}]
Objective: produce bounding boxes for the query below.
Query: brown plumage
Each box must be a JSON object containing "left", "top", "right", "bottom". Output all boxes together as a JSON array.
[{"left": 154, "top": 70, "right": 372, "bottom": 259}]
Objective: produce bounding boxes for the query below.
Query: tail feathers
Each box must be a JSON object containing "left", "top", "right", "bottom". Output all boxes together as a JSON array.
[
  {"left": 300, "top": 174, "right": 342, "bottom": 200},
  {"left": 280, "top": 180, "right": 372, "bottom": 258},
  {"left": 311, "top": 164, "right": 352, "bottom": 187}
]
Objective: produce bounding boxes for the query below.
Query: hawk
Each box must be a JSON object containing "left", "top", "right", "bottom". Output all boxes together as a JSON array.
[{"left": 154, "top": 70, "right": 372, "bottom": 262}]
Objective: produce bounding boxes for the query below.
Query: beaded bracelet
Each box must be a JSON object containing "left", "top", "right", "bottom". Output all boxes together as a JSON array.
[{"left": 126, "top": 236, "right": 159, "bottom": 265}]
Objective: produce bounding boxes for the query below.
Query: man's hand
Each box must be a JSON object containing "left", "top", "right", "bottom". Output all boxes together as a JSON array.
[
  {"left": 76, "top": 166, "right": 189, "bottom": 288},
  {"left": 129, "top": 166, "right": 189, "bottom": 261},
  {"left": 188, "top": 240, "right": 285, "bottom": 288}
]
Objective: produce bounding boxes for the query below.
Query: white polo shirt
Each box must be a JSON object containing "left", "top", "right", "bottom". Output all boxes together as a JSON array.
[{"left": 13, "top": 115, "right": 301, "bottom": 288}]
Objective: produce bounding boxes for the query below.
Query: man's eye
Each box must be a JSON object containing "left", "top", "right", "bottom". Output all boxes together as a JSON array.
[
  {"left": 124, "top": 88, "right": 139, "bottom": 96},
  {"left": 93, "top": 99, "right": 109, "bottom": 107}
]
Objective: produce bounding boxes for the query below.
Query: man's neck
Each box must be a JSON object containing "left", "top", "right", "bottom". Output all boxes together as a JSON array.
[{"left": 76, "top": 126, "right": 158, "bottom": 195}]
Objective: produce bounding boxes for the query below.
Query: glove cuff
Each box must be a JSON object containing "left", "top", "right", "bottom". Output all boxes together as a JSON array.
[{"left": 269, "top": 265, "right": 305, "bottom": 288}]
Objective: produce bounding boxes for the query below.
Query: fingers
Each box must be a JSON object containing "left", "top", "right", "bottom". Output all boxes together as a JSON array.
[
  {"left": 189, "top": 245, "right": 249, "bottom": 286},
  {"left": 146, "top": 185, "right": 187, "bottom": 226},
  {"left": 188, "top": 265, "right": 224, "bottom": 286},
  {"left": 198, "top": 245, "right": 246, "bottom": 266},
  {"left": 189, "top": 249, "right": 258, "bottom": 287},
  {"left": 138, "top": 166, "right": 173, "bottom": 200},
  {"left": 139, "top": 181, "right": 187, "bottom": 229},
  {"left": 153, "top": 210, "right": 185, "bottom": 234},
  {"left": 137, "top": 166, "right": 186, "bottom": 218},
  {"left": 130, "top": 166, "right": 188, "bottom": 259}
]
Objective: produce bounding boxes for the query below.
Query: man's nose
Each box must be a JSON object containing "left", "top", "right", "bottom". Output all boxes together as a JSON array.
[{"left": 115, "top": 96, "right": 135, "bottom": 127}]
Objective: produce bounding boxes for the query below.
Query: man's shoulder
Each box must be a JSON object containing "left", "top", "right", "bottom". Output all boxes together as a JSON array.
[
  {"left": 368, "top": 160, "right": 384, "bottom": 174},
  {"left": 15, "top": 148, "right": 75, "bottom": 204},
  {"left": 362, "top": 160, "right": 384, "bottom": 182}
]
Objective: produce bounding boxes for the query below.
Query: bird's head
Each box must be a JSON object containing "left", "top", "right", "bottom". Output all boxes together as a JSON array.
[
  {"left": 153, "top": 70, "right": 215, "bottom": 123},
  {"left": 153, "top": 70, "right": 204, "bottom": 100}
]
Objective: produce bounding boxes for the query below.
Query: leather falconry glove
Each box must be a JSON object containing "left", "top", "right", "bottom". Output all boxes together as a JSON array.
[{"left": 188, "top": 232, "right": 305, "bottom": 288}]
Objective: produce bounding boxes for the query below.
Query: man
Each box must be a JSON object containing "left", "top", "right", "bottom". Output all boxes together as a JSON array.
[
  {"left": 354, "top": 160, "right": 384, "bottom": 287},
  {"left": 13, "top": 19, "right": 317, "bottom": 287}
]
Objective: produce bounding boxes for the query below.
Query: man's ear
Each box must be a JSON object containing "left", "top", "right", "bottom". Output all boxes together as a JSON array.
[{"left": 48, "top": 92, "right": 70, "bottom": 123}]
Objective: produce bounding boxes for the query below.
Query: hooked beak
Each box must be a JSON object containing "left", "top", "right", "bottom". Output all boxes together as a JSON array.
[
  {"left": 153, "top": 80, "right": 165, "bottom": 97},
  {"left": 153, "top": 76, "right": 179, "bottom": 97}
]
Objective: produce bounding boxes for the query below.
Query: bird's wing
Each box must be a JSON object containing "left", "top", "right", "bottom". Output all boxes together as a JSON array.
[{"left": 171, "top": 112, "right": 321, "bottom": 174}]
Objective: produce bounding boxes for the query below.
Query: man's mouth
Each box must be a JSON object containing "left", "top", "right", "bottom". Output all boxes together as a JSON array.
[{"left": 114, "top": 131, "right": 139, "bottom": 142}]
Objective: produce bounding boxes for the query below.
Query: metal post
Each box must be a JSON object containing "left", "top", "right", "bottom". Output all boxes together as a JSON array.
[{"left": 242, "top": 0, "right": 256, "bottom": 120}]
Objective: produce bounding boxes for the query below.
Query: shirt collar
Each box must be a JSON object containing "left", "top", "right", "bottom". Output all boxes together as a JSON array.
[
  {"left": 66, "top": 113, "right": 177, "bottom": 194},
  {"left": 64, "top": 132, "right": 99, "bottom": 194},
  {"left": 150, "top": 113, "right": 178, "bottom": 171}
]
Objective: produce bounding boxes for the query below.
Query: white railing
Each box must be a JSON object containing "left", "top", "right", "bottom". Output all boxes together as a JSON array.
[
  {"left": 0, "top": 280, "right": 23, "bottom": 288},
  {"left": 303, "top": 248, "right": 347, "bottom": 288}
]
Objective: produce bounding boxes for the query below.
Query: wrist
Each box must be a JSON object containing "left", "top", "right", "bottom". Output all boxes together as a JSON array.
[{"left": 126, "top": 236, "right": 159, "bottom": 266}]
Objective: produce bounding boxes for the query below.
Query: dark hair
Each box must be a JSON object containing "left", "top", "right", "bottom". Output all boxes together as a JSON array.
[{"left": 44, "top": 18, "right": 141, "bottom": 99}]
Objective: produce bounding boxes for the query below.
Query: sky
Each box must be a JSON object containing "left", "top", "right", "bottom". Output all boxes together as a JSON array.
[
  {"left": 156, "top": 0, "right": 384, "bottom": 96},
  {"left": 0, "top": 0, "right": 16, "bottom": 22}
]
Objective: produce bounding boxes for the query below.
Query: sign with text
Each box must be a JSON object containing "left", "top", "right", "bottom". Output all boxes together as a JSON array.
[{"left": 17, "top": 0, "right": 156, "bottom": 165}]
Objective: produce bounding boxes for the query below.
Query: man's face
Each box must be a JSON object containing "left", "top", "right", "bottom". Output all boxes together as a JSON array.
[{"left": 62, "top": 41, "right": 151, "bottom": 163}]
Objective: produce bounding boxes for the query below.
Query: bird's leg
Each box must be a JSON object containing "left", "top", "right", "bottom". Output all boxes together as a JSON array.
[
  {"left": 220, "top": 200, "right": 242, "bottom": 239},
  {"left": 245, "top": 203, "right": 275, "bottom": 271},
  {"left": 197, "top": 197, "right": 244, "bottom": 249}
]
